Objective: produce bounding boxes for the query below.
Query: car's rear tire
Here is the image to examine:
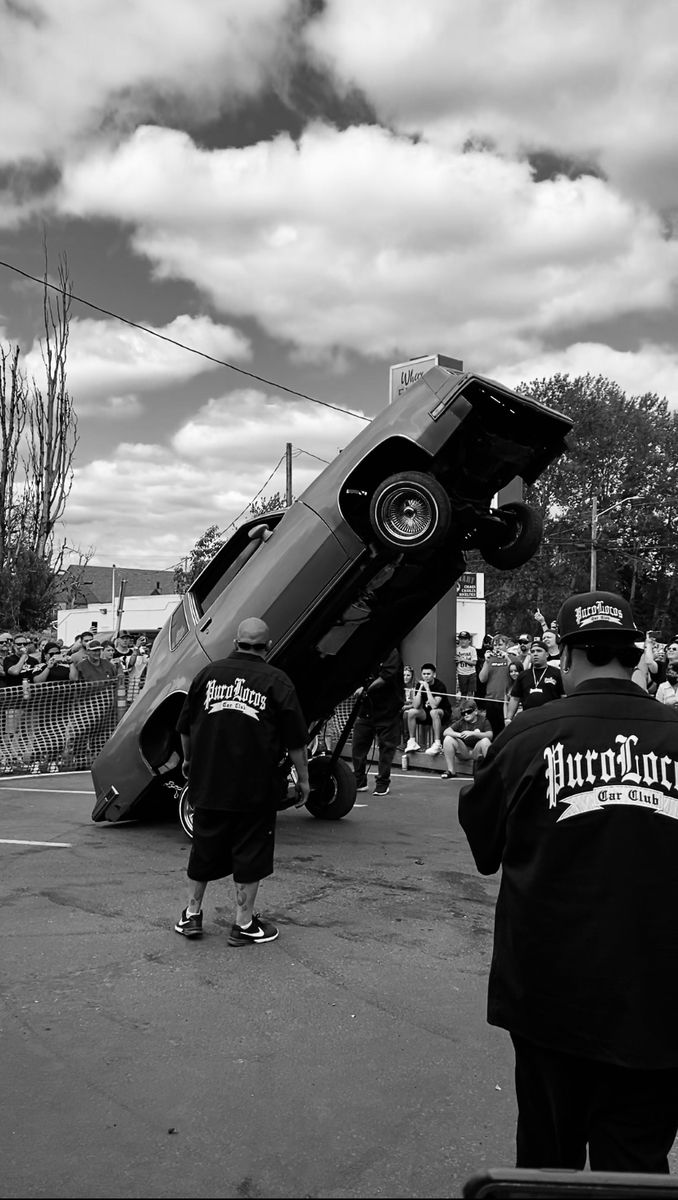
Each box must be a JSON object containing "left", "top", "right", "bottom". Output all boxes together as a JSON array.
[
  {"left": 480, "top": 501, "right": 543, "bottom": 569},
  {"left": 369, "top": 471, "right": 452, "bottom": 556},
  {"left": 178, "top": 784, "right": 194, "bottom": 839},
  {"left": 305, "top": 756, "right": 357, "bottom": 820}
]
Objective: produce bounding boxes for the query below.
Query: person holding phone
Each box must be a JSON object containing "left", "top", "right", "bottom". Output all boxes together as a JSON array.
[{"left": 477, "top": 634, "right": 512, "bottom": 737}]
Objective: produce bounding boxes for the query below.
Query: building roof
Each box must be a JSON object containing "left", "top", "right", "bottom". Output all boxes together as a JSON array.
[{"left": 55, "top": 565, "right": 177, "bottom": 607}]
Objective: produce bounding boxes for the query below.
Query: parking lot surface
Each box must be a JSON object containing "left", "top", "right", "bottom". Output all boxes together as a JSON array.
[{"left": 2, "top": 767, "right": 516, "bottom": 1198}]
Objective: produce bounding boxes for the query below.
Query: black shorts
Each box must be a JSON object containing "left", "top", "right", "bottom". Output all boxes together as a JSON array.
[{"left": 187, "top": 809, "right": 277, "bottom": 883}]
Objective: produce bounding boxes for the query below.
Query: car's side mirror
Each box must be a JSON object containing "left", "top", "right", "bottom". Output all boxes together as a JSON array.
[{"left": 247, "top": 524, "right": 273, "bottom": 542}]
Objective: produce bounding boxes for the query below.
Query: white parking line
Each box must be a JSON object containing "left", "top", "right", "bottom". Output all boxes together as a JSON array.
[
  {"left": 0, "top": 787, "right": 94, "bottom": 794},
  {"left": 0, "top": 839, "right": 72, "bottom": 847}
]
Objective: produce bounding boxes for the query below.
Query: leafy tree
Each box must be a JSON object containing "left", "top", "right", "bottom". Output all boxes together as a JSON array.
[
  {"left": 250, "top": 490, "right": 291, "bottom": 517},
  {"left": 481, "top": 373, "right": 678, "bottom": 639},
  {"left": 173, "top": 524, "right": 224, "bottom": 593}
]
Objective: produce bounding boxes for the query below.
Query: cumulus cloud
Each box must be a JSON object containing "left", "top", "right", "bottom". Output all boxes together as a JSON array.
[
  {"left": 489, "top": 341, "right": 678, "bottom": 407},
  {"left": 305, "top": 0, "right": 678, "bottom": 209},
  {"left": 56, "top": 122, "right": 678, "bottom": 367},
  {"left": 0, "top": 0, "right": 302, "bottom": 167},
  {"left": 22, "top": 313, "right": 251, "bottom": 409},
  {"left": 59, "top": 387, "right": 367, "bottom": 567}
]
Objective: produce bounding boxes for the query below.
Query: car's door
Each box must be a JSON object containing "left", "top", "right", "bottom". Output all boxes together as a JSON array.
[{"left": 192, "top": 502, "right": 352, "bottom": 662}]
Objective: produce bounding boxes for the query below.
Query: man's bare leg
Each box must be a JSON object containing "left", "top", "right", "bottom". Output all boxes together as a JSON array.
[
  {"left": 187, "top": 877, "right": 207, "bottom": 915},
  {"left": 235, "top": 879, "right": 260, "bottom": 928}
]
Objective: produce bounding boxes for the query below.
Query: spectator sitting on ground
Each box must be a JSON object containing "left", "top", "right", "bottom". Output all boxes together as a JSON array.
[
  {"left": 404, "top": 662, "right": 452, "bottom": 757},
  {"left": 440, "top": 698, "right": 493, "bottom": 779},
  {"left": 32, "top": 642, "right": 72, "bottom": 684}
]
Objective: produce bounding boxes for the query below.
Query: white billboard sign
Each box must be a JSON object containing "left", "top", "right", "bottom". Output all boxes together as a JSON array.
[{"left": 389, "top": 353, "right": 464, "bottom": 403}]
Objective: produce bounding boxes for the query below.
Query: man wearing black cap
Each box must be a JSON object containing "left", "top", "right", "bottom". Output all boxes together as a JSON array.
[
  {"left": 504, "top": 640, "right": 564, "bottom": 723},
  {"left": 459, "top": 590, "right": 678, "bottom": 1174},
  {"left": 175, "top": 617, "right": 310, "bottom": 947}
]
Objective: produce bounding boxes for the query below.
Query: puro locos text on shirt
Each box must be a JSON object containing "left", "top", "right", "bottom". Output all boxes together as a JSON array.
[
  {"left": 544, "top": 734, "right": 678, "bottom": 823},
  {"left": 204, "top": 676, "right": 268, "bottom": 714}
]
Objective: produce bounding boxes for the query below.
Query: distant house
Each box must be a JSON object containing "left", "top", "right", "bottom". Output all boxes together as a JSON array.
[{"left": 55, "top": 565, "right": 176, "bottom": 608}]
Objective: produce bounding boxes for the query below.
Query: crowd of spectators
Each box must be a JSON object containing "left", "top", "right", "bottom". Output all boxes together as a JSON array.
[
  {"left": 0, "top": 627, "right": 151, "bottom": 699},
  {"left": 399, "top": 607, "right": 677, "bottom": 779},
  {"left": 0, "top": 627, "right": 154, "bottom": 773}
]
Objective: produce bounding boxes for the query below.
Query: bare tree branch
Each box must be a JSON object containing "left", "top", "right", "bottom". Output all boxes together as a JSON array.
[
  {"left": 23, "top": 243, "right": 78, "bottom": 563},
  {"left": 0, "top": 343, "right": 29, "bottom": 571}
]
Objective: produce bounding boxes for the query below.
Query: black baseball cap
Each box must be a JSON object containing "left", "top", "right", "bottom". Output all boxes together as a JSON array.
[{"left": 557, "top": 591, "right": 641, "bottom": 644}]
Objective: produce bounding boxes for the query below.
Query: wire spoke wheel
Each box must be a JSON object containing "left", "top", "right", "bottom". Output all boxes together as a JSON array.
[
  {"left": 382, "top": 487, "right": 436, "bottom": 539},
  {"left": 178, "top": 784, "right": 194, "bottom": 838},
  {"left": 369, "top": 471, "right": 452, "bottom": 554}
]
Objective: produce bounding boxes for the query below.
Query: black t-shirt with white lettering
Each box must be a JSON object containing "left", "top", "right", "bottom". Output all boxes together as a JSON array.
[
  {"left": 2, "top": 653, "right": 40, "bottom": 685},
  {"left": 510, "top": 664, "right": 564, "bottom": 709},
  {"left": 176, "top": 651, "right": 308, "bottom": 812},
  {"left": 459, "top": 679, "right": 678, "bottom": 1068}
]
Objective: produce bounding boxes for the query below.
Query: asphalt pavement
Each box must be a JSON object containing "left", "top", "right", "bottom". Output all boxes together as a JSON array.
[{"left": 0, "top": 766, "right": 516, "bottom": 1198}]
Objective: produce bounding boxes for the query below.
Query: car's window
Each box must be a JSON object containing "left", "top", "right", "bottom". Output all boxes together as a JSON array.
[
  {"left": 169, "top": 599, "right": 190, "bottom": 650},
  {"left": 190, "top": 517, "right": 282, "bottom": 616}
]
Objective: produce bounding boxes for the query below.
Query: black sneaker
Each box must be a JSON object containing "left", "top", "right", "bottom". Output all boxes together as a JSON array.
[
  {"left": 174, "top": 907, "right": 203, "bottom": 937},
  {"left": 373, "top": 782, "right": 390, "bottom": 795},
  {"left": 228, "top": 914, "right": 279, "bottom": 947},
  {"left": 355, "top": 782, "right": 368, "bottom": 792}
]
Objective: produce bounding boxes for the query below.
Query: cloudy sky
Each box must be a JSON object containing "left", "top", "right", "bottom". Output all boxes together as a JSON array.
[{"left": 1, "top": 0, "right": 677, "bottom": 573}]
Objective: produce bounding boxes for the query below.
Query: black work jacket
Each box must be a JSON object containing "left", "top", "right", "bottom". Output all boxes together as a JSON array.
[{"left": 459, "top": 678, "right": 678, "bottom": 1068}]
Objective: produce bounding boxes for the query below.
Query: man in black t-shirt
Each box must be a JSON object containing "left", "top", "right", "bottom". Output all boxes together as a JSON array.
[
  {"left": 505, "top": 640, "right": 564, "bottom": 724},
  {"left": 3, "top": 634, "right": 40, "bottom": 686},
  {"left": 460, "top": 590, "right": 678, "bottom": 1173},
  {"left": 175, "top": 616, "right": 310, "bottom": 946}
]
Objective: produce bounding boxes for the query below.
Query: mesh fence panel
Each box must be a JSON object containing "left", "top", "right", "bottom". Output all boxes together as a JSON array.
[{"left": 0, "top": 680, "right": 120, "bottom": 775}]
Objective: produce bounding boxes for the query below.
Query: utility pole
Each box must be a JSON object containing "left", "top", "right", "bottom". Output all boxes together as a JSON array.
[
  {"left": 285, "top": 442, "right": 293, "bottom": 507},
  {"left": 590, "top": 495, "right": 598, "bottom": 590}
]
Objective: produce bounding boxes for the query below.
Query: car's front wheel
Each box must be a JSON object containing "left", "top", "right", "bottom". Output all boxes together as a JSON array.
[
  {"left": 178, "top": 784, "right": 194, "bottom": 838},
  {"left": 480, "top": 501, "right": 543, "bottom": 569},
  {"left": 305, "top": 757, "right": 357, "bottom": 820},
  {"left": 369, "top": 471, "right": 452, "bottom": 555}
]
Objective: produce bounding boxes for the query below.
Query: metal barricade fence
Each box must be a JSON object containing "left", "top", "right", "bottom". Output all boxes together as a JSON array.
[{"left": 0, "top": 679, "right": 119, "bottom": 775}]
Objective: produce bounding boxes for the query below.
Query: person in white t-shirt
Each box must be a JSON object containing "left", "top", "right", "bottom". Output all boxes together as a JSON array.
[
  {"left": 454, "top": 631, "right": 478, "bottom": 697},
  {"left": 656, "top": 664, "right": 678, "bottom": 707}
]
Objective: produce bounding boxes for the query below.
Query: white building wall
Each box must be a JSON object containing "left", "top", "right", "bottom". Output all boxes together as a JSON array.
[{"left": 56, "top": 594, "right": 180, "bottom": 645}]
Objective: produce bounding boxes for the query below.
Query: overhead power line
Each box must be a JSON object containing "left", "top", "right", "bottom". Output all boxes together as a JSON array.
[{"left": 0, "top": 258, "right": 371, "bottom": 423}]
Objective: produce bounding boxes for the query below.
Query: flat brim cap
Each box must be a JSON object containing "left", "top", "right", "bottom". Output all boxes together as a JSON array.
[{"left": 557, "top": 591, "right": 641, "bottom": 643}]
